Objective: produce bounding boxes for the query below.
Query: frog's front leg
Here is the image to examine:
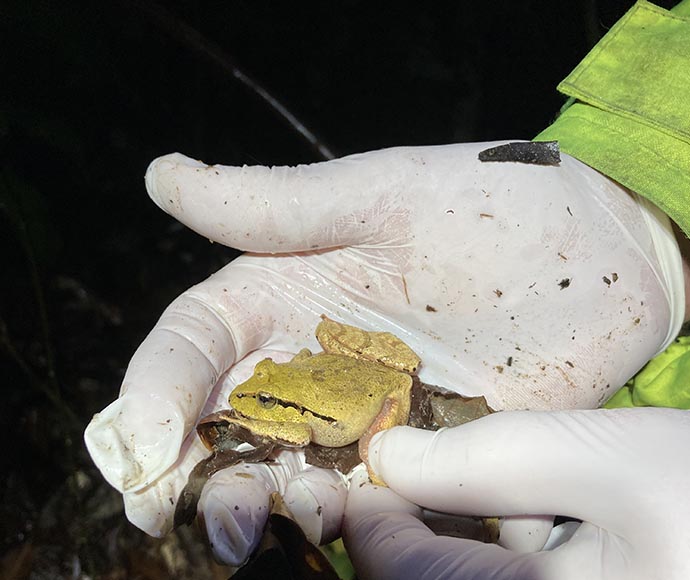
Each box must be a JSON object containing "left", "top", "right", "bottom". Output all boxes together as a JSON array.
[{"left": 358, "top": 395, "right": 408, "bottom": 486}]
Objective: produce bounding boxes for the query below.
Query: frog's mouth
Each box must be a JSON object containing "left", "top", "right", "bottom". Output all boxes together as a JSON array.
[{"left": 234, "top": 392, "right": 338, "bottom": 424}]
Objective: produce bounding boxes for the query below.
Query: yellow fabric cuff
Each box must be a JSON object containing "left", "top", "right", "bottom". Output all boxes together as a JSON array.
[
  {"left": 605, "top": 335, "right": 690, "bottom": 408},
  {"left": 535, "top": 0, "right": 690, "bottom": 238}
]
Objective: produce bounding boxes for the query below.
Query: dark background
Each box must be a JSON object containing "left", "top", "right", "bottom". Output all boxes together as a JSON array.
[{"left": 1, "top": 1, "right": 678, "bottom": 577}]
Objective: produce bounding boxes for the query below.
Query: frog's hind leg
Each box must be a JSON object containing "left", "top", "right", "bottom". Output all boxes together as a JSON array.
[{"left": 358, "top": 396, "right": 404, "bottom": 486}]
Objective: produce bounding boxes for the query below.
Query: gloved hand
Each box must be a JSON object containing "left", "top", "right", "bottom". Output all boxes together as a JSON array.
[
  {"left": 344, "top": 407, "right": 690, "bottom": 580},
  {"left": 84, "top": 142, "right": 683, "bottom": 565}
]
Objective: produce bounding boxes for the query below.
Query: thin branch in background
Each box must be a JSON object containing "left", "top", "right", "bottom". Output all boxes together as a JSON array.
[
  {"left": 0, "top": 317, "right": 81, "bottom": 429},
  {"left": 580, "top": 0, "right": 602, "bottom": 49},
  {"left": 0, "top": 173, "right": 80, "bottom": 430},
  {"left": 130, "top": 0, "right": 336, "bottom": 162}
]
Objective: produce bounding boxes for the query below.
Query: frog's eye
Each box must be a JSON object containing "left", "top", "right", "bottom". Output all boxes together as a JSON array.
[{"left": 257, "top": 392, "right": 276, "bottom": 409}]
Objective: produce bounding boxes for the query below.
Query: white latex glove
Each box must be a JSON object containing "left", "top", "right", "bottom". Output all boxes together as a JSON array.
[
  {"left": 84, "top": 142, "right": 684, "bottom": 565},
  {"left": 344, "top": 408, "right": 690, "bottom": 580}
]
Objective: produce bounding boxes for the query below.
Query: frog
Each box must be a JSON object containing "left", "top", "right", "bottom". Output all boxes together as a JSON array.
[
  {"left": 177, "top": 316, "right": 498, "bottom": 542},
  {"left": 226, "top": 315, "right": 421, "bottom": 483}
]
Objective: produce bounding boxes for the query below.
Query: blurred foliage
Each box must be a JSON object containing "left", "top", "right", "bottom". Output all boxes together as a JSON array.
[{"left": 1, "top": 0, "right": 674, "bottom": 577}]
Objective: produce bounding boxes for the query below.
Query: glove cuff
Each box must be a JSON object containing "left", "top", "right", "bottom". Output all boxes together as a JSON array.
[{"left": 632, "top": 193, "right": 685, "bottom": 355}]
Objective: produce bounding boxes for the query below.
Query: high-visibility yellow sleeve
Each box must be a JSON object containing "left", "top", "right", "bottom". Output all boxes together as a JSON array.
[
  {"left": 604, "top": 336, "right": 690, "bottom": 408},
  {"left": 535, "top": 0, "right": 690, "bottom": 239}
]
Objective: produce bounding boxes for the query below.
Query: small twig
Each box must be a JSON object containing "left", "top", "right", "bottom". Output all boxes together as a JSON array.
[
  {"left": 129, "top": 0, "right": 336, "bottom": 161},
  {"left": 1, "top": 175, "right": 58, "bottom": 387},
  {"left": 0, "top": 173, "right": 79, "bottom": 428},
  {"left": 581, "top": 0, "right": 602, "bottom": 49},
  {"left": 0, "top": 317, "right": 80, "bottom": 427}
]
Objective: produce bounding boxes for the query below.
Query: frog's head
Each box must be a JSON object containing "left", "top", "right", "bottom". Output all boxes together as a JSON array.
[{"left": 229, "top": 358, "right": 309, "bottom": 425}]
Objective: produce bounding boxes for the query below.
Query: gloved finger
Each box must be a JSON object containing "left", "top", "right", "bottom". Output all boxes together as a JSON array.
[
  {"left": 83, "top": 303, "right": 227, "bottom": 494},
  {"left": 345, "top": 472, "right": 633, "bottom": 580},
  {"left": 368, "top": 409, "right": 690, "bottom": 538},
  {"left": 144, "top": 147, "right": 436, "bottom": 252},
  {"left": 498, "top": 515, "right": 554, "bottom": 553},
  {"left": 122, "top": 429, "right": 210, "bottom": 536},
  {"left": 199, "top": 450, "right": 307, "bottom": 566},
  {"left": 347, "top": 473, "right": 679, "bottom": 580},
  {"left": 343, "top": 474, "right": 636, "bottom": 580},
  {"left": 345, "top": 467, "right": 423, "bottom": 523},
  {"left": 344, "top": 470, "right": 546, "bottom": 580},
  {"left": 199, "top": 450, "right": 347, "bottom": 566},
  {"left": 84, "top": 263, "right": 318, "bottom": 493},
  {"left": 283, "top": 465, "right": 348, "bottom": 546}
]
